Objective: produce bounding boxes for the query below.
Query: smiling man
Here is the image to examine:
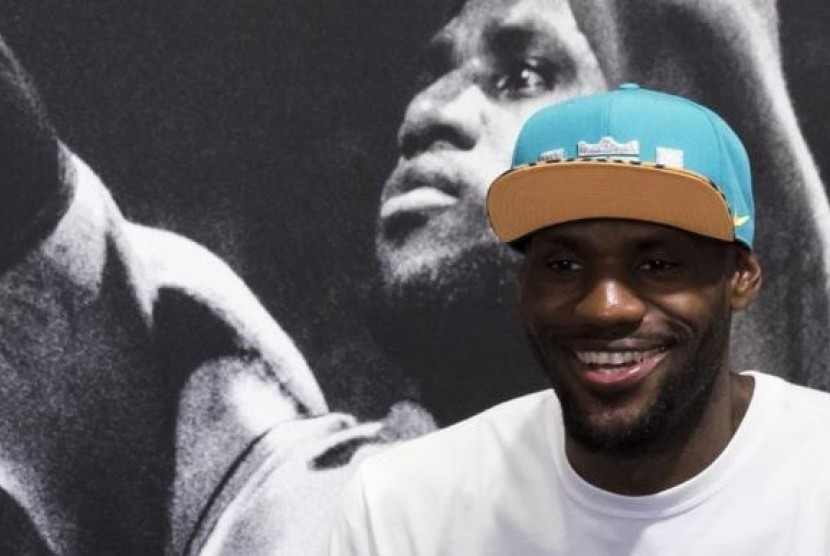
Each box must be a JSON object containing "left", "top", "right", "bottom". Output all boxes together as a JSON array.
[
  {"left": 370, "top": 0, "right": 830, "bottom": 426},
  {"left": 323, "top": 87, "right": 830, "bottom": 554}
]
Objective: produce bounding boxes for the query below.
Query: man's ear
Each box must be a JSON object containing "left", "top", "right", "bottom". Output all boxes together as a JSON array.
[{"left": 729, "top": 248, "right": 762, "bottom": 312}]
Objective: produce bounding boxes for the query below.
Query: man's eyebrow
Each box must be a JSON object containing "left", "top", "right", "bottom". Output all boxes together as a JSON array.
[
  {"left": 481, "top": 22, "right": 572, "bottom": 60},
  {"left": 635, "top": 239, "right": 667, "bottom": 251},
  {"left": 635, "top": 234, "right": 699, "bottom": 251},
  {"left": 479, "top": 21, "right": 578, "bottom": 82},
  {"left": 529, "top": 234, "right": 581, "bottom": 251}
]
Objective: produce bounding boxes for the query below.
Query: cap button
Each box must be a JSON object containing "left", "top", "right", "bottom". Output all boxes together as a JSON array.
[{"left": 619, "top": 83, "right": 640, "bottom": 90}]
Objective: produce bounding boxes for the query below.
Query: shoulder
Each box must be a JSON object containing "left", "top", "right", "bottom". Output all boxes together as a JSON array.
[
  {"left": 124, "top": 207, "right": 327, "bottom": 411},
  {"left": 332, "top": 391, "right": 558, "bottom": 547},
  {"left": 750, "top": 371, "right": 830, "bottom": 417},
  {"left": 747, "top": 372, "right": 830, "bottom": 456},
  {"left": 740, "top": 372, "right": 830, "bottom": 505},
  {"left": 356, "top": 390, "right": 556, "bottom": 491}
]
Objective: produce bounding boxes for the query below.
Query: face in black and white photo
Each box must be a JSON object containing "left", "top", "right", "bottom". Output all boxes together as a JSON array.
[{"left": 376, "top": 0, "right": 606, "bottom": 306}]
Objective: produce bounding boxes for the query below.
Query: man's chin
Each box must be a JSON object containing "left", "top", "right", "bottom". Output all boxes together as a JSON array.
[
  {"left": 555, "top": 355, "right": 722, "bottom": 457},
  {"left": 562, "top": 398, "right": 671, "bottom": 456},
  {"left": 375, "top": 233, "right": 517, "bottom": 313}
]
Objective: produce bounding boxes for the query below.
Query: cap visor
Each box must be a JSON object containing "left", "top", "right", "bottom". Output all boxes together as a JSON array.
[{"left": 487, "top": 162, "right": 734, "bottom": 243}]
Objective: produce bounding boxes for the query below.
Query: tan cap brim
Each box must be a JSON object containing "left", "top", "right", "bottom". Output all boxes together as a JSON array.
[{"left": 487, "top": 161, "right": 734, "bottom": 244}]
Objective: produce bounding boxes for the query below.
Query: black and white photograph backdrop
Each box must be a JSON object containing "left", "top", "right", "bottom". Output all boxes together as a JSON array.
[{"left": 0, "top": 0, "right": 828, "bottom": 553}]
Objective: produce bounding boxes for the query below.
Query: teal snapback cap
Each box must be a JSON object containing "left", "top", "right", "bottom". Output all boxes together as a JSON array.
[{"left": 487, "top": 84, "right": 754, "bottom": 248}]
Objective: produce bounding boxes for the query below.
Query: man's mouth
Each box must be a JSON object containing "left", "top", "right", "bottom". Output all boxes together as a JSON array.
[
  {"left": 379, "top": 186, "right": 457, "bottom": 220},
  {"left": 379, "top": 157, "right": 466, "bottom": 222},
  {"left": 575, "top": 347, "right": 668, "bottom": 368},
  {"left": 571, "top": 346, "right": 669, "bottom": 391}
]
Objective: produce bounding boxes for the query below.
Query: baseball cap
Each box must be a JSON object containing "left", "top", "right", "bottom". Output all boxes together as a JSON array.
[{"left": 486, "top": 84, "right": 754, "bottom": 249}]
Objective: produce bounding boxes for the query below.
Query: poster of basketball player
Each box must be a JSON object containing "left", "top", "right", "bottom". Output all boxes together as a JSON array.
[{"left": 0, "top": 0, "right": 827, "bottom": 553}]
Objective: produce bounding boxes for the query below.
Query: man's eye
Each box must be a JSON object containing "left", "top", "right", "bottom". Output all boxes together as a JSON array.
[
  {"left": 639, "top": 260, "right": 679, "bottom": 272},
  {"left": 547, "top": 259, "right": 582, "bottom": 272},
  {"left": 493, "top": 60, "right": 553, "bottom": 99}
]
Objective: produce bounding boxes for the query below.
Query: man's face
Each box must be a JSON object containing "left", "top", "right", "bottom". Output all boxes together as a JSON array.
[
  {"left": 376, "top": 0, "right": 606, "bottom": 299},
  {"left": 519, "top": 220, "right": 747, "bottom": 453}
]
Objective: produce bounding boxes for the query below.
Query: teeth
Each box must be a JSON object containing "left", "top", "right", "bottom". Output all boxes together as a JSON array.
[{"left": 575, "top": 348, "right": 665, "bottom": 366}]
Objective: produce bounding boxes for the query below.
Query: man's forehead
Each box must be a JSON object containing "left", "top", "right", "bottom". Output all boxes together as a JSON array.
[
  {"left": 441, "top": 0, "right": 578, "bottom": 45},
  {"left": 528, "top": 220, "right": 709, "bottom": 249}
]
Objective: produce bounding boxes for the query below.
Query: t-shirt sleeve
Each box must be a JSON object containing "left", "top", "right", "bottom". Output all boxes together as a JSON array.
[{"left": 318, "top": 466, "right": 380, "bottom": 556}]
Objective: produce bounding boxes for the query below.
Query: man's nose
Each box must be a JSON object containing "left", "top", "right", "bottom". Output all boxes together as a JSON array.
[
  {"left": 573, "top": 278, "right": 647, "bottom": 329},
  {"left": 397, "top": 71, "right": 486, "bottom": 159}
]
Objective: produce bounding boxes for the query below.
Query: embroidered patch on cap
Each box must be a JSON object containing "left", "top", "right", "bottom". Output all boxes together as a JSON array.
[
  {"left": 538, "top": 148, "right": 566, "bottom": 162},
  {"left": 577, "top": 136, "right": 640, "bottom": 160},
  {"left": 656, "top": 146, "right": 684, "bottom": 167}
]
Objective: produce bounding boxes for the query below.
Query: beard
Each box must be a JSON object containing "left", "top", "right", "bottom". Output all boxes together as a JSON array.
[
  {"left": 376, "top": 231, "right": 518, "bottom": 314},
  {"left": 546, "top": 302, "right": 733, "bottom": 457}
]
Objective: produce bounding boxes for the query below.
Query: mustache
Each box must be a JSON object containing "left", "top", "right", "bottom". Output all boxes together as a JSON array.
[{"left": 530, "top": 323, "right": 689, "bottom": 358}]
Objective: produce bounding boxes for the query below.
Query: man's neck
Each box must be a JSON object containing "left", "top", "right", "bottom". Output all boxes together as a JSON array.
[
  {"left": 564, "top": 372, "right": 755, "bottom": 496},
  {"left": 372, "top": 283, "right": 548, "bottom": 426}
]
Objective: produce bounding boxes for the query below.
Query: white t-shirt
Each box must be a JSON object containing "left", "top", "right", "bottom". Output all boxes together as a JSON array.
[{"left": 321, "top": 372, "right": 830, "bottom": 555}]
